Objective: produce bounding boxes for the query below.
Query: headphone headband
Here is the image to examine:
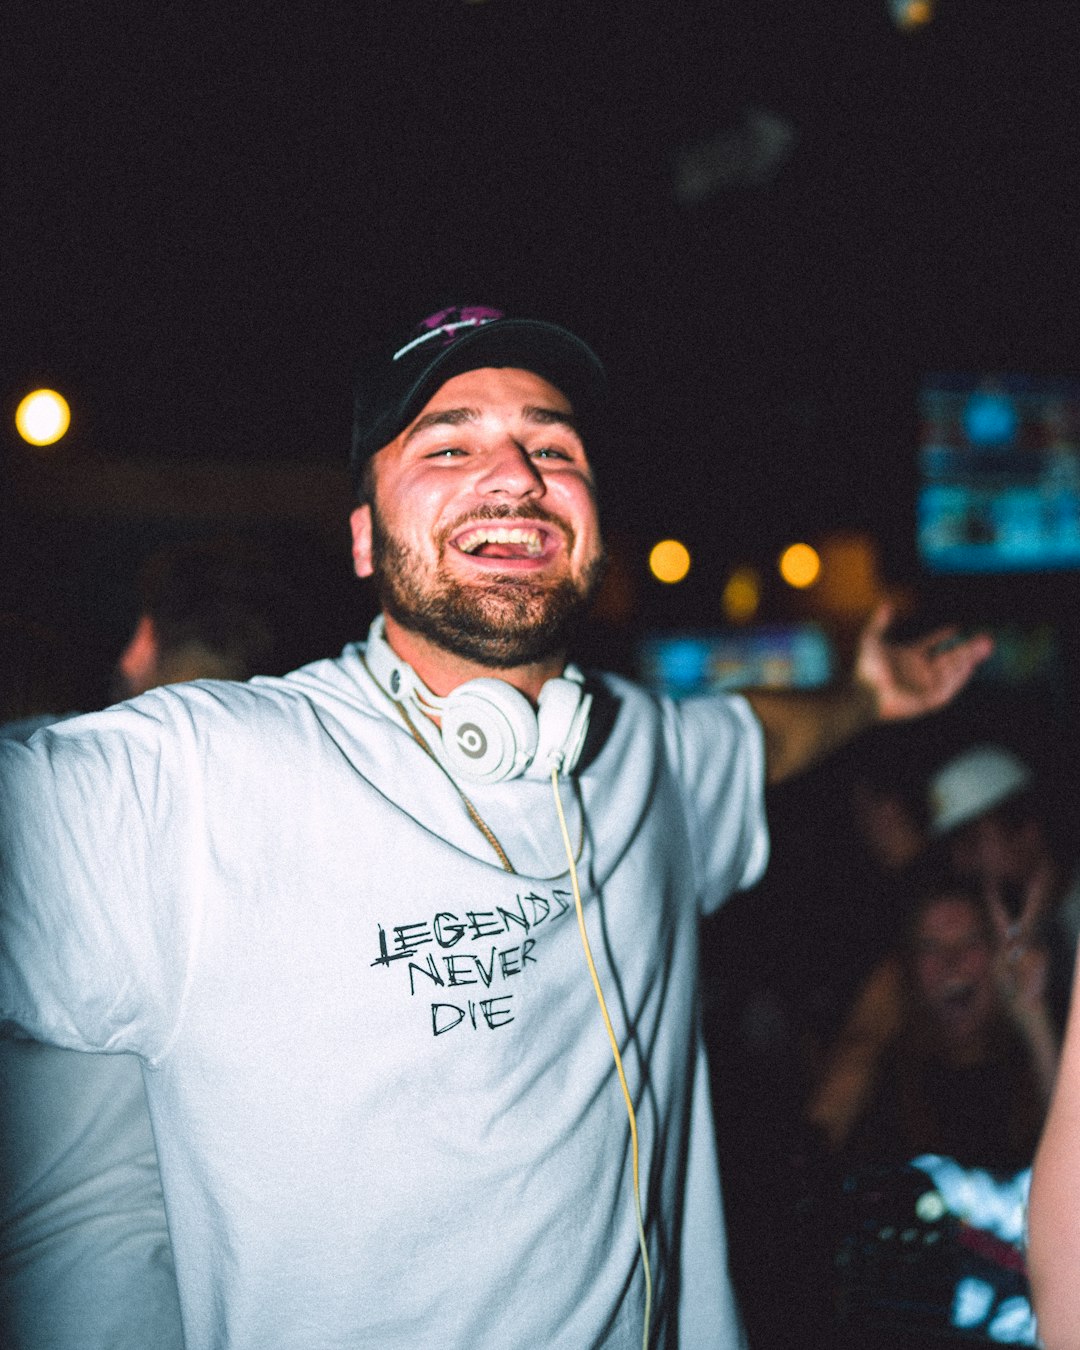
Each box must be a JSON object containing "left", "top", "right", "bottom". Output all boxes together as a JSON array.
[{"left": 363, "top": 616, "right": 591, "bottom": 784}]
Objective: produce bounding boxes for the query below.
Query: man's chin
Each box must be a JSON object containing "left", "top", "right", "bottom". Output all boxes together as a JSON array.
[
  {"left": 386, "top": 615, "right": 574, "bottom": 670},
  {"left": 383, "top": 582, "right": 589, "bottom": 670},
  {"left": 368, "top": 515, "right": 606, "bottom": 669}
]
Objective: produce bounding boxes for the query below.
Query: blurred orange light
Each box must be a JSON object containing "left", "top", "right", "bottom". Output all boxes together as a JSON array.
[
  {"left": 722, "top": 567, "right": 761, "bottom": 622},
  {"left": 893, "top": 0, "right": 932, "bottom": 29},
  {"left": 15, "top": 388, "right": 70, "bottom": 446},
  {"left": 779, "top": 542, "right": 821, "bottom": 589},
  {"left": 809, "top": 532, "right": 882, "bottom": 622},
  {"left": 649, "top": 539, "right": 691, "bottom": 584}
]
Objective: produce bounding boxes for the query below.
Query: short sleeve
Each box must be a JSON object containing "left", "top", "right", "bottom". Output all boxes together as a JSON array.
[
  {"left": 662, "top": 692, "right": 769, "bottom": 915},
  {"left": 0, "top": 696, "right": 202, "bottom": 1061}
]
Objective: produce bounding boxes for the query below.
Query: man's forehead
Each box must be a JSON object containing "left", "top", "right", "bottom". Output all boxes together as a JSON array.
[
  {"left": 366, "top": 366, "right": 594, "bottom": 482},
  {"left": 418, "top": 365, "right": 575, "bottom": 414}
]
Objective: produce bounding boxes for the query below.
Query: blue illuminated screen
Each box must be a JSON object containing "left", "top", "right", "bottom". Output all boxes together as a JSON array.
[
  {"left": 918, "top": 375, "right": 1080, "bottom": 573},
  {"left": 638, "top": 625, "right": 833, "bottom": 699}
]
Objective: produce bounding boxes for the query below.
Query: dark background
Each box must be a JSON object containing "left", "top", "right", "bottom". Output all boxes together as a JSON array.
[{"left": 5, "top": 0, "right": 1080, "bottom": 667}]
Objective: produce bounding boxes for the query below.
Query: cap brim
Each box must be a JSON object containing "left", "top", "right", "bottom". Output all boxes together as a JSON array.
[{"left": 368, "top": 319, "right": 606, "bottom": 460}]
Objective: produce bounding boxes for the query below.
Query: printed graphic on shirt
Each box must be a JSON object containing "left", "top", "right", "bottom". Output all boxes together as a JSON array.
[{"left": 369, "top": 888, "right": 573, "bottom": 1038}]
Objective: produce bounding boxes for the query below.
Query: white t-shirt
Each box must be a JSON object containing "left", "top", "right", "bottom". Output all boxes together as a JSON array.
[{"left": 0, "top": 645, "right": 767, "bottom": 1349}]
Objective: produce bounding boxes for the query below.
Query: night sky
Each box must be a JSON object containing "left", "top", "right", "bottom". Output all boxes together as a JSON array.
[{"left": 5, "top": 0, "right": 1080, "bottom": 667}]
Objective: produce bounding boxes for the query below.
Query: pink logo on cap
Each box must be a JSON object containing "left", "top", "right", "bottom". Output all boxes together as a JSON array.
[{"left": 393, "top": 306, "right": 505, "bottom": 362}]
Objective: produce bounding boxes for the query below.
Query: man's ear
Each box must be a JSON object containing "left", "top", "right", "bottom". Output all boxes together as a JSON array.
[
  {"left": 116, "top": 613, "right": 161, "bottom": 696},
  {"left": 350, "top": 505, "right": 374, "bottom": 579}
]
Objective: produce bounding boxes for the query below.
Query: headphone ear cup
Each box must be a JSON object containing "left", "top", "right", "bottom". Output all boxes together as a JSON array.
[
  {"left": 441, "top": 679, "right": 539, "bottom": 784},
  {"left": 531, "top": 678, "right": 590, "bottom": 779}
]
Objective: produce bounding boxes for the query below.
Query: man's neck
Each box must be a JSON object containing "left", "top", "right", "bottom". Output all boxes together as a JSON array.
[{"left": 379, "top": 613, "right": 567, "bottom": 705}]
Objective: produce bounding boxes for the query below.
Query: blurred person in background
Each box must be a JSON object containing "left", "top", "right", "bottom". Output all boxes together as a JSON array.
[
  {"left": 806, "top": 739, "right": 931, "bottom": 1069},
  {"left": 113, "top": 534, "right": 338, "bottom": 698},
  {"left": 808, "top": 862, "right": 1057, "bottom": 1171},
  {"left": 929, "top": 744, "right": 1080, "bottom": 1027},
  {"left": 807, "top": 742, "right": 1075, "bottom": 1159}
]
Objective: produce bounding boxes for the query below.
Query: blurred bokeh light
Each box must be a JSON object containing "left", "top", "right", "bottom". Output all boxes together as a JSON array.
[
  {"left": 722, "top": 567, "right": 762, "bottom": 622},
  {"left": 778, "top": 542, "right": 821, "bottom": 589},
  {"left": 889, "top": 0, "right": 933, "bottom": 30},
  {"left": 15, "top": 389, "right": 71, "bottom": 446},
  {"left": 649, "top": 538, "right": 692, "bottom": 584}
]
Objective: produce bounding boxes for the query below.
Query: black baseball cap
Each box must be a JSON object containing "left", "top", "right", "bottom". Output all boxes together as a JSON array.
[{"left": 349, "top": 304, "right": 607, "bottom": 491}]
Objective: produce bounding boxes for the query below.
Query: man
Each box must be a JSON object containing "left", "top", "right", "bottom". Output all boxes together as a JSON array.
[{"left": 0, "top": 305, "right": 989, "bottom": 1349}]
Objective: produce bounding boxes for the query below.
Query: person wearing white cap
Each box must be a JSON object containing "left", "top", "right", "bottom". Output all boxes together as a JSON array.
[
  {"left": 929, "top": 745, "right": 1080, "bottom": 999},
  {"left": 928, "top": 744, "right": 1034, "bottom": 840},
  {"left": 812, "top": 862, "right": 1056, "bottom": 1168}
]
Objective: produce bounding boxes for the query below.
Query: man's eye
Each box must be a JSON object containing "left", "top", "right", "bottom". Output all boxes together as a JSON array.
[
  {"left": 426, "top": 447, "right": 466, "bottom": 459},
  {"left": 531, "top": 446, "right": 571, "bottom": 461}
]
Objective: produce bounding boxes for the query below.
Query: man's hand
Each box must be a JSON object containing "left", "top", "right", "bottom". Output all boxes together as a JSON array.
[
  {"left": 854, "top": 604, "right": 993, "bottom": 722},
  {"left": 744, "top": 604, "right": 992, "bottom": 784},
  {"left": 989, "top": 888, "right": 1051, "bottom": 1026}
]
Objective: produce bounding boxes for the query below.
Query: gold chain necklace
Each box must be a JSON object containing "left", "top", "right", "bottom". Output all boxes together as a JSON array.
[{"left": 362, "top": 655, "right": 585, "bottom": 878}]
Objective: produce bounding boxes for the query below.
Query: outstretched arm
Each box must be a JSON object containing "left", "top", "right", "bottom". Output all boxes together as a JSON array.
[
  {"left": 742, "top": 605, "right": 993, "bottom": 785},
  {"left": 806, "top": 956, "right": 905, "bottom": 1151}
]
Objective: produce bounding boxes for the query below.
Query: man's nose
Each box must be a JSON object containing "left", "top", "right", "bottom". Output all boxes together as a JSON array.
[
  {"left": 475, "top": 439, "right": 544, "bottom": 497},
  {"left": 941, "top": 945, "right": 969, "bottom": 975}
]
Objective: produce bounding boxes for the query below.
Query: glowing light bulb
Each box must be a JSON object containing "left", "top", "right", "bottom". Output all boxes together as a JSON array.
[
  {"left": 779, "top": 542, "right": 821, "bottom": 589},
  {"left": 649, "top": 539, "right": 691, "bottom": 584},
  {"left": 15, "top": 389, "right": 71, "bottom": 446}
]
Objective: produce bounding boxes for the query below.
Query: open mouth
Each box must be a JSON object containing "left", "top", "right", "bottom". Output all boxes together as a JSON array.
[
  {"left": 450, "top": 522, "right": 557, "bottom": 563},
  {"left": 937, "top": 982, "right": 978, "bottom": 1017}
]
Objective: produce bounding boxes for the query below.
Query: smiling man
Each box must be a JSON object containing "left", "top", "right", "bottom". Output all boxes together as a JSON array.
[
  {"left": 352, "top": 364, "right": 605, "bottom": 684},
  {"left": 0, "top": 304, "right": 989, "bottom": 1349}
]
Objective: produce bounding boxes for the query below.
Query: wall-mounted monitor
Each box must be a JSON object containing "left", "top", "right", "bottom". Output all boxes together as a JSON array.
[
  {"left": 637, "top": 624, "right": 834, "bottom": 699},
  {"left": 917, "top": 374, "right": 1080, "bottom": 574}
]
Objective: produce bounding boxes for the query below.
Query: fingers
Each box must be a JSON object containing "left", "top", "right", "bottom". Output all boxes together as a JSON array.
[
  {"left": 919, "top": 625, "right": 962, "bottom": 653},
  {"left": 858, "top": 613, "right": 992, "bottom": 721},
  {"left": 862, "top": 602, "right": 894, "bottom": 642},
  {"left": 933, "top": 633, "right": 993, "bottom": 674},
  {"left": 986, "top": 884, "right": 1012, "bottom": 940},
  {"left": 1023, "top": 860, "right": 1056, "bottom": 919},
  {"left": 905, "top": 628, "right": 993, "bottom": 684},
  {"left": 1021, "top": 878, "right": 1050, "bottom": 928},
  {"left": 923, "top": 635, "right": 994, "bottom": 705}
]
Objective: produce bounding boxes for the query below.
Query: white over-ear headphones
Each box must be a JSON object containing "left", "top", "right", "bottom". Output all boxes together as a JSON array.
[{"left": 363, "top": 615, "right": 592, "bottom": 784}]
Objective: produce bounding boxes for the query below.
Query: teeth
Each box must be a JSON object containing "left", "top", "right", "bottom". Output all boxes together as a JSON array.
[{"left": 458, "top": 526, "right": 543, "bottom": 556}]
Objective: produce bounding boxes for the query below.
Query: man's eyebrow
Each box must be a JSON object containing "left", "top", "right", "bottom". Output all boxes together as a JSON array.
[
  {"left": 403, "top": 404, "right": 581, "bottom": 444},
  {"left": 402, "top": 408, "right": 479, "bottom": 444},
  {"left": 522, "top": 405, "right": 581, "bottom": 433}
]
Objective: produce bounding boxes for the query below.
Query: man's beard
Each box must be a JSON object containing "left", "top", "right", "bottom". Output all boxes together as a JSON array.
[{"left": 368, "top": 501, "right": 606, "bottom": 668}]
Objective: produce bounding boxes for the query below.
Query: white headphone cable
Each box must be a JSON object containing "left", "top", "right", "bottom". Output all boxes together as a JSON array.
[
  {"left": 363, "top": 650, "right": 586, "bottom": 878},
  {"left": 550, "top": 765, "right": 653, "bottom": 1350}
]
